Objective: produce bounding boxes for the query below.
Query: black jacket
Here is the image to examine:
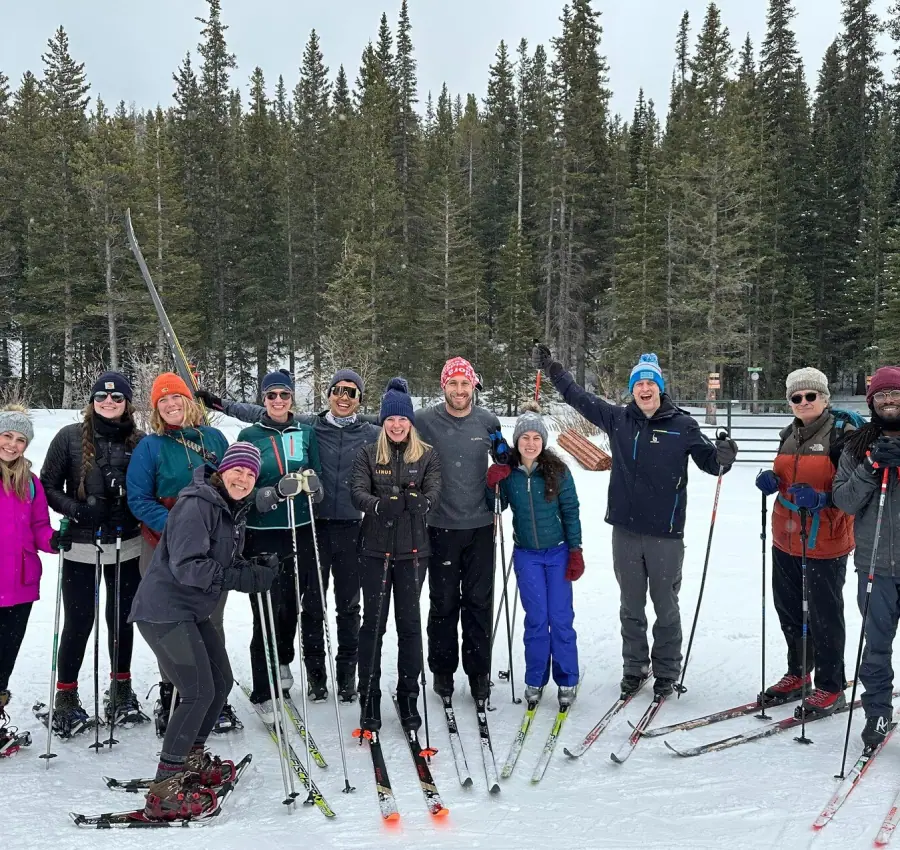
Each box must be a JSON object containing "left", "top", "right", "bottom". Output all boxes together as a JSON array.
[
  {"left": 40, "top": 417, "right": 143, "bottom": 545},
  {"left": 552, "top": 368, "right": 725, "bottom": 538},
  {"left": 351, "top": 441, "right": 442, "bottom": 560},
  {"left": 129, "top": 466, "right": 251, "bottom": 623}
]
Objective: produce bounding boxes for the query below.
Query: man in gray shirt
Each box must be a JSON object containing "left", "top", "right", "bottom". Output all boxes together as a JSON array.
[{"left": 415, "top": 356, "right": 501, "bottom": 702}]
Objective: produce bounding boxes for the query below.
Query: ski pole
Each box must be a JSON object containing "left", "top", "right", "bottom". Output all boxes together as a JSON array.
[
  {"left": 677, "top": 429, "right": 728, "bottom": 698},
  {"left": 106, "top": 515, "right": 123, "bottom": 748},
  {"left": 286, "top": 497, "right": 315, "bottom": 805},
  {"left": 490, "top": 553, "right": 516, "bottom": 649},
  {"left": 411, "top": 547, "right": 436, "bottom": 760},
  {"left": 756, "top": 490, "right": 769, "bottom": 720},
  {"left": 794, "top": 506, "right": 813, "bottom": 745},
  {"left": 497, "top": 488, "right": 518, "bottom": 705},
  {"left": 254, "top": 591, "right": 296, "bottom": 807},
  {"left": 308, "top": 497, "right": 355, "bottom": 793},
  {"left": 89, "top": 528, "right": 104, "bottom": 751},
  {"left": 836, "top": 466, "right": 892, "bottom": 778},
  {"left": 40, "top": 518, "right": 68, "bottom": 767}
]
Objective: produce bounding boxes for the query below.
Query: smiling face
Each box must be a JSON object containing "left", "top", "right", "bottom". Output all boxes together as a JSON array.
[
  {"left": 632, "top": 379, "right": 661, "bottom": 417},
  {"left": 264, "top": 388, "right": 293, "bottom": 422},
  {"left": 0, "top": 430, "right": 27, "bottom": 463},
  {"left": 221, "top": 466, "right": 257, "bottom": 500},
  {"left": 789, "top": 389, "right": 828, "bottom": 426},
  {"left": 93, "top": 392, "right": 127, "bottom": 421},
  {"left": 329, "top": 381, "right": 361, "bottom": 418},
  {"left": 873, "top": 388, "right": 900, "bottom": 427},
  {"left": 444, "top": 376, "right": 474, "bottom": 416},
  {"left": 158, "top": 393, "right": 187, "bottom": 427},
  {"left": 517, "top": 431, "right": 543, "bottom": 465},
  {"left": 384, "top": 415, "right": 411, "bottom": 443}
]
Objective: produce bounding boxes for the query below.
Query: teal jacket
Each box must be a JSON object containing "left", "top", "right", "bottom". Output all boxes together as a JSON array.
[
  {"left": 238, "top": 415, "right": 321, "bottom": 530},
  {"left": 489, "top": 464, "right": 581, "bottom": 551}
]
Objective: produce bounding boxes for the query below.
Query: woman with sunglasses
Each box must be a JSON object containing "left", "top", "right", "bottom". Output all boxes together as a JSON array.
[
  {"left": 126, "top": 372, "right": 234, "bottom": 734},
  {"left": 40, "top": 371, "right": 146, "bottom": 735},
  {"left": 235, "top": 369, "right": 323, "bottom": 719},
  {"left": 755, "top": 367, "right": 857, "bottom": 718}
]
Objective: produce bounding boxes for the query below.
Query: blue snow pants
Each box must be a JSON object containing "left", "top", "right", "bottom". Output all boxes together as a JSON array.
[{"left": 512, "top": 543, "right": 579, "bottom": 688}]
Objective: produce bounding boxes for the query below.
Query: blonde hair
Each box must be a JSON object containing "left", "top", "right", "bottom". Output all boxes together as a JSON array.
[
  {"left": 150, "top": 396, "right": 205, "bottom": 434},
  {"left": 376, "top": 425, "right": 430, "bottom": 466},
  {"left": 0, "top": 404, "right": 33, "bottom": 501}
]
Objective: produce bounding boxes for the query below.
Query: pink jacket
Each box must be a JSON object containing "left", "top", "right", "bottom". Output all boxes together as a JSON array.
[{"left": 0, "top": 474, "right": 56, "bottom": 608}]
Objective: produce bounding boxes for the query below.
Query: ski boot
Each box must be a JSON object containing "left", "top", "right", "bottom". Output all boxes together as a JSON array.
[
  {"left": 307, "top": 668, "right": 328, "bottom": 703},
  {"left": 760, "top": 672, "right": 809, "bottom": 707},
  {"left": 432, "top": 673, "right": 454, "bottom": 698},
  {"left": 558, "top": 685, "right": 577, "bottom": 707},
  {"left": 279, "top": 664, "right": 294, "bottom": 691},
  {"left": 793, "top": 689, "right": 846, "bottom": 720},
  {"left": 105, "top": 677, "right": 148, "bottom": 726},
  {"left": 653, "top": 677, "right": 676, "bottom": 698},
  {"left": 523, "top": 684, "right": 543, "bottom": 703},
  {"left": 620, "top": 674, "right": 644, "bottom": 696},
  {"left": 144, "top": 772, "right": 217, "bottom": 821},
  {"left": 253, "top": 698, "right": 276, "bottom": 725},
  {"left": 359, "top": 691, "right": 382, "bottom": 732},
  {"left": 213, "top": 702, "right": 242, "bottom": 734},
  {"left": 396, "top": 693, "right": 421, "bottom": 731},
  {"left": 184, "top": 748, "right": 236, "bottom": 786},
  {"left": 51, "top": 688, "right": 91, "bottom": 738},
  {"left": 862, "top": 714, "right": 892, "bottom": 749},
  {"left": 153, "top": 682, "right": 177, "bottom": 737},
  {"left": 469, "top": 673, "right": 490, "bottom": 702},
  {"left": 337, "top": 665, "right": 358, "bottom": 704}
]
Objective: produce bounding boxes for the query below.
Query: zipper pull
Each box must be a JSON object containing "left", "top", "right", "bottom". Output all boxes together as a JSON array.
[{"left": 527, "top": 477, "right": 531, "bottom": 493}]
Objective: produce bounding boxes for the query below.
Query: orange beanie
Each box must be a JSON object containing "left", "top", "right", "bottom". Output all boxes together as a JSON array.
[{"left": 151, "top": 372, "right": 193, "bottom": 409}]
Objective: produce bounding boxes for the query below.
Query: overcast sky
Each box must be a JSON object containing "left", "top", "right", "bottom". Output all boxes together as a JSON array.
[{"left": 1, "top": 0, "right": 894, "bottom": 120}]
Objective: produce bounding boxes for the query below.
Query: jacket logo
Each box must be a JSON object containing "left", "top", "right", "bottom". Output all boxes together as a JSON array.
[
  {"left": 375, "top": 469, "right": 392, "bottom": 475},
  {"left": 810, "top": 443, "right": 824, "bottom": 452}
]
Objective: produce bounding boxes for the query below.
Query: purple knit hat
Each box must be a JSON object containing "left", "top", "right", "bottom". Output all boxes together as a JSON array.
[{"left": 218, "top": 441, "right": 261, "bottom": 478}]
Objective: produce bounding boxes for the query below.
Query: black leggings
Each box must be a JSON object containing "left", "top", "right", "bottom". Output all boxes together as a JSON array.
[
  {"left": 137, "top": 620, "right": 232, "bottom": 764},
  {"left": 0, "top": 603, "right": 33, "bottom": 692},
  {"left": 57, "top": 558, "right": 141, "bottom": 685}
]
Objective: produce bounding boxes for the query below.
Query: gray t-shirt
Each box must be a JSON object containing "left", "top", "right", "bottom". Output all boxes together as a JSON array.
[{"left": 416, "top": 403, "right": 501, "bottom": 530}]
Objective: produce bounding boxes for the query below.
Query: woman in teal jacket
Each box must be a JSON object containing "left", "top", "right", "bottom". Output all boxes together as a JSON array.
[
  {"left": 237, "top": 369, "right": 324, "bottom": 715},
  {"left": 487, "top": 409, "right": 583, "bottom": 708}
]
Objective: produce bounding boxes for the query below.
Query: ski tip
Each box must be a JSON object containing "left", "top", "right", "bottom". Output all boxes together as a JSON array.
[
  {"left": 609, "top": 753, "right": 623, "bottom": 764},
  {"left": 489, "top": 784, "right": 501, "bottom": 794},
  {"left": 663, "top": 741, "right": 686, "bottom": 757},
  {"left": 462, "top": 777, "right": 474, "bottom": 788}
]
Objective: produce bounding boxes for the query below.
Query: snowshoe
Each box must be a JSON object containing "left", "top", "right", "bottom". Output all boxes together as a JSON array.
[
  {"left": 184, "top": 749, "right": 236, "bottom": 786},
  {"left": 105, "top": 678, "right": 149, "bottom": 726},
  {"left": 396, "top": 693, "right": 421, "bottom": 731},
  {"left": 620, "top": 674, "right": 644, "bottom": 696},
  {"left": 862, "top": 714, "right": 892, "bottom": 749},
  {"left": 279, "top": 665, "right": 294, "bottom": 691},
  {"left": 760, "top": 672, "right": 810, "bottom": 706},
  {"left": 558, "top": 685, "right": 577, "bottom": 707},
  {"left": 213, "top": 702, "right": 242, "bottom": 734},
  {"left": 143, "top": 772, "right": 217, "bottom": 822},
  {"left": 337, "top": 665, "right": 358, "bottom": 703},
  {"left": 793, "top": 688, "right": 846, "bottom": 720},
  {"left": 432, "top": 672, "right": 454, "bottom": 698},
  {"left": 0, "top": 692, "right": 31, "bottom": 758},
  {"left": 360, "top": 691, "right": 382, "bottom": 732},
  {"left": 469, "top": 673, "right": 490, "bottom": 701},
  {"left": 307, "top": 669, "right": 328, "bottom": 703},
  {"left": 50, "top": 689, "right": 92, "bottom": 738}
]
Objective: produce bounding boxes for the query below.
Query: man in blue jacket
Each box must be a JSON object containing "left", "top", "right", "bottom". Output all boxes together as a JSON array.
[{"left": 532, "top": 346, "right": 738, "bottom": 697}]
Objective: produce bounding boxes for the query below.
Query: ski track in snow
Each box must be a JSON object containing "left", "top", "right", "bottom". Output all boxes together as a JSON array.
[{"left": 3, "top": 409, "right": 894, "bottom": 849}]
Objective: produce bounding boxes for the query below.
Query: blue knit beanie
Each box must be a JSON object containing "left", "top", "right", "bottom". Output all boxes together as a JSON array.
[
  {"left": 380, "top": 377, "right": 415, "bottom": 425},
  {"left": 261, "top": 368, "right": 294, "bottom": 394},
  {"left": 328, "top": 368, "right": 365, "bottom": 397},
  {"left": 628, "top": 353, "right": 665, "bottom": 395}
]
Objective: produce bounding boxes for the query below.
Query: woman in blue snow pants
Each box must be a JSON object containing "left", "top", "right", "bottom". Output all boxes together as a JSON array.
[{"left": 486, "top": 408, "right": 583, "bottom": 706}]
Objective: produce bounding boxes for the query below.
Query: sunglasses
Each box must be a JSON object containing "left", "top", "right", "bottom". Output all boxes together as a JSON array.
[
  {"left": 93, "top": 391, "right": 125, "bottom": 403},
  {"left": 265, "top": 391, "right": 293, "bottom": 401},
  {"left": 330, "top": 386, "right": 359, "bottom": 400},
  {"left": 873, "top": 390, "right": 900, "bottom": 403},
  {"left": 790, "top": 392, "right": 819, "bottom": 405}
]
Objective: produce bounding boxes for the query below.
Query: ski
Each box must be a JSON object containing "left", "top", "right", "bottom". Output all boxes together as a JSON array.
[
  {"left": 813, "top": 725, "right": 897, "bottom": 831},
  {"left": 564, "top": 677, "right": 650, "bottom": 758},
  {"left": 475, "top": 697, "right": 500, "bottom": 793},
  {"left": 610, "top": 695, "right": 666, "bottom": 764},
  {"left": 355, "top": 728, "right": 400, "bottom": 821},
  {"left": 283, "top": 697, "right": 328, "bottom": 769},
  {"left": 664, "top": 691, "right": 894, "bottom": 758},
  {"left": 441, "top": 695, "right": 473, "bottom": 787},
  {"left": 876, "top": 788, "right": 900, "bottom": 846},
  {"left": 71, "top": 754, "right": 251, "bottom": 828},
  {"left": 239, "top": 685, "right": 335, "bottom": 817},
  {"left": 501, "top": 695, "right": 541, "bottom": 779},
  {"left": 391, "top": 693, "right": 449, "bottom": 816},
  {"left": 532, "top": 701, "right": 575, "bottom": 782}
]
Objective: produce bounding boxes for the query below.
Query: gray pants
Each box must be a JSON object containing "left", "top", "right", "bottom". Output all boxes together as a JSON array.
[
  {"left": 140, "top": 538, "right": 228, "bottom": 684},
  {"left": 612, "top": 527, "right": 685, "bottom": 680}
]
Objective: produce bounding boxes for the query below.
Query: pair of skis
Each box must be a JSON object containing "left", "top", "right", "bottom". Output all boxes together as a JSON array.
[
  {"left": 70, "top": 754, "right": 252, "bottom": 827},
  {"left": 437, "top": 694, "right": 500, "bottom": 792}
]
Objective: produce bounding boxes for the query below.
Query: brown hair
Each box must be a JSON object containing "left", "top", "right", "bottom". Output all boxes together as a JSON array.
[
  {"left": 509, "top": 444, "right": 569, "bottom": 502},
  {"left": 77, "top": 402, "right": 141, "bottom": 500}
]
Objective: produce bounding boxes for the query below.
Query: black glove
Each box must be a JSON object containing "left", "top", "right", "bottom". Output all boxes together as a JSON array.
[
  {"left": 74, "top": 497, "right": 106, "bottom": 527},
  {"left": 531, "top": 342, "right": 564, "bottom": 380},
  {"left": 222, "top": 561, "right": 276, "bottom": 594},
  {"left": 405, "top": 488, "right": 429, "bottom": 516},
  {"left": 256, "top": 486, "right": 282, "bottom": 513},
  {"left": 377, "top": 491, "right": 406, "bottom": 517},
  {"left": 870, "top": 436, "right": 900, "bottom": 469},
  {"left": 99, "top": 464, "right": 126, "bottom": 498},
  {"left": 195, "top": 388, "right": 225, "bottom": 412},
  {"left": 50, "top": 527, "right": 73, "bottom": 552},
  {"left": 715, "top": 435, "right": 738, "bottom": 467},
  {"left": 254, "top": 553, "right": 281, "bottom": 572}
]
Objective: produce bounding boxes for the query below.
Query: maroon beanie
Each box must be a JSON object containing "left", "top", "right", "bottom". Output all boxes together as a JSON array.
[{"left": 867, "top": 366, "right": 900, "bottom": 404}]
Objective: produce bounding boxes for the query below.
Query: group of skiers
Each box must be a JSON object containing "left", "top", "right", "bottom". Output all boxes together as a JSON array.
[{"left": 3, "top": 343, "right": 900, "bottom": 821}]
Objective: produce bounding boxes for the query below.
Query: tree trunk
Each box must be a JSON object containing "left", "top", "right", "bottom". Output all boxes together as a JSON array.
[
  {"left": 155, "top": 125, "right": 166, "bottom": 364},
  {"left": 106, "top": 227, "right": 118, "bottom": 370}
]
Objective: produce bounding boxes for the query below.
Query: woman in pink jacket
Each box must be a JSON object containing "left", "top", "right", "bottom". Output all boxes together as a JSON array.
[{"left": 0, "top": 406, "right": 69, "bottom": 751}]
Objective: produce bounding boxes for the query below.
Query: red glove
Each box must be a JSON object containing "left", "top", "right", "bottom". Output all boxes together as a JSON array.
[
  {"left": 486, "top": 464, "right": 511, "bottom": 489},
  {"left": 566, "top": 548, "right": 585, "bottom": 582}
]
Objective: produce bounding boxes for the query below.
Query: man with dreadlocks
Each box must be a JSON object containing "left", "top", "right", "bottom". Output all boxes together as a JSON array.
[{"left": 833, "top": 365, "right": 900, "bottom": 748}]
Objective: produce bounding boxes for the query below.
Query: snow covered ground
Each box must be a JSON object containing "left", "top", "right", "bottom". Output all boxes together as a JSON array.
[{"left": 2, "top": 409, "right": 894, "bottom": 849}]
